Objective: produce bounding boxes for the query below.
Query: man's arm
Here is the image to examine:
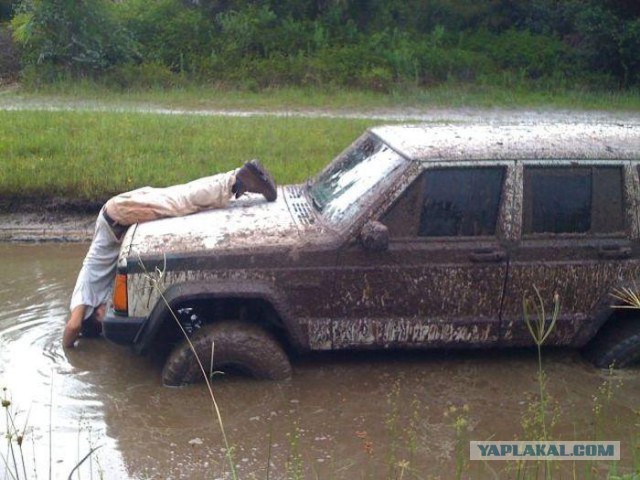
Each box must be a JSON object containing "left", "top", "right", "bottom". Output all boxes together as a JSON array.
[{"left": 63, "top": 305, "right": 86, "bottom": 348}]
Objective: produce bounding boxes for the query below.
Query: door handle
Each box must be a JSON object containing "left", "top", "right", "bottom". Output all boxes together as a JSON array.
[
  {"left": 598, "top": 245, "right": 631, "bottom": 260},
  {"left": 469, "top": 249, "right": 506, "bottom": 263}
]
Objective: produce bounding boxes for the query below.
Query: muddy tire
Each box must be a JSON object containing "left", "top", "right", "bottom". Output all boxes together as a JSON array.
[
  {"left": 584, "top": 316, "right": 640, "bottom": 369},
  {"left": 162, "top": 321, "right": 292, "bottom": 386}
]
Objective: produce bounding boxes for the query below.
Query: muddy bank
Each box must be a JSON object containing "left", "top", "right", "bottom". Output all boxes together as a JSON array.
[
  {"left": 0, "top": 195, "right": 104, "bottom": 241},
  {"left": 0, "top": 211, "right": 95, "bottom": 242}
]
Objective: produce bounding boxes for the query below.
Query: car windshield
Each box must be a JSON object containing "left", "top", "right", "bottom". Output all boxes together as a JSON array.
[{"left": 308, "top": 134, "right": 406, "bottom": 227}]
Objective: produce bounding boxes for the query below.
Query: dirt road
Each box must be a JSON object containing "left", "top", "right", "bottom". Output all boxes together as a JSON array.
[{"left": 2, "top": 92, "right": 640, "bottom": 124}]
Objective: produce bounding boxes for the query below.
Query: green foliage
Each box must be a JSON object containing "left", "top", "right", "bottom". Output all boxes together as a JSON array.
[
  {"left": 0, "top": 0, "right": 13, "bottom": 21},
  {"left": 575, "top": 5, "right": 623, "bottom": 80},
  {"left": 104, "top": 62, "right": 186, "bottom": 90},
  {"left": 119, "top": 0, "right": 211, "bottom": 75},
  {"left": 5, "top": 0, "right": 640, "bottom": 89},
  {"left": 463, "top": 28, "right": 569, "bottom": 80},
  {"left": 0, "top": 23, "right": 19, "bottom": 82},
  {"left": 11, "top": 0, "right": 137, "bottom": 75},
  {"left": 620, "top": 19, "right": 640, "bottom": 86},
  {"left": 216, "top": 4, "right": 278, "bottom": 58}
]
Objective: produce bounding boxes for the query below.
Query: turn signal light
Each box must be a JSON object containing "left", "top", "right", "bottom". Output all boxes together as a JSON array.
[{"left": 113, "top": 273, "right": 128, "bottom": 314}]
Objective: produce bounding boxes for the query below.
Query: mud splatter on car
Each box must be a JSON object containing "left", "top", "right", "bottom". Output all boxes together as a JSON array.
[{"left": 102, "top": 123, "right": 640, "bottom": 385}]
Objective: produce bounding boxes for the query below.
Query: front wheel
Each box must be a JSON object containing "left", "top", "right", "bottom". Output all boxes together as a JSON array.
[
  {"left": 584, "top": 316, "right": 640, "bottom": 368},
  {"left": 162, "top": 321, "right": 292, "bottom": 386}
]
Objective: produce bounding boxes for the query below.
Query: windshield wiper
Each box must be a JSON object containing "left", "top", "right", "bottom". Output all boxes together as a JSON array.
[
  {"left": 305, "top": 181, "right": 324, "bottom": 212},
  {"left": 311, "top": 195, "right": 323, "bottom": 212}
]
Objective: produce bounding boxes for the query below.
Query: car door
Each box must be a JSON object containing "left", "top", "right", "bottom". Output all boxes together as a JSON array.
[
  {"left": 500, "top": 162, "right": 640, "bottom": 346},
  {"left": 330, "top": 163, "right": 512, "bottom": 349}
]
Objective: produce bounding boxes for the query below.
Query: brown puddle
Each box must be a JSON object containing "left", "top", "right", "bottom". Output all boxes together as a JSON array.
[{"left": 0, "top": 243, "right": 639, "bottom": 479}]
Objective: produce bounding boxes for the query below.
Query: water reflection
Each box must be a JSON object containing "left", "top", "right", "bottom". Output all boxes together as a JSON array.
[
  {"left": 0, "top": 244, "right": 639, "bottom": 479},
  {"left": 0, "top": 244, "right": 124, "bottom": 478}
]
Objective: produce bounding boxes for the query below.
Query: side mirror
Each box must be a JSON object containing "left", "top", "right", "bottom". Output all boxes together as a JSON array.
[{"left": 360, "top": 221, "right": 389, "bottom": 252}]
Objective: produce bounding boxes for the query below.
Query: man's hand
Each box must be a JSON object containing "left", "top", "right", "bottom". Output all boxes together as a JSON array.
[
  {"left": 63, "top": 305, "right": 86, "bottom": 348},
  {"left": 94, "top": 303, "right": 107, "bottom": 322}
]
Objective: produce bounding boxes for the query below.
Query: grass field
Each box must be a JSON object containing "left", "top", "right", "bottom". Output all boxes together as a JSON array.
[{"left": 0, "top": 110, "right": 375, "bottom": 203}]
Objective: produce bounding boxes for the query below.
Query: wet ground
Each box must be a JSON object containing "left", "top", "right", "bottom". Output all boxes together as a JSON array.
[
  {"left": 1, "top": 243, "right": 640, "bottom": 479},
  {"left": 2, "top": 93, "right": 640, "bottom": 126}
]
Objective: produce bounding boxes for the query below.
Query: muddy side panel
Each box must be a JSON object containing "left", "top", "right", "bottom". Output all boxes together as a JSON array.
[
  {"left": 501, "top": 161, "right": 640, "bottom": 346},
  {"left": 126, "top": 246, "right": 340, "bottom": 351},
  {"left": 320, "top": 163, "right": 512, "bottom": 350}
]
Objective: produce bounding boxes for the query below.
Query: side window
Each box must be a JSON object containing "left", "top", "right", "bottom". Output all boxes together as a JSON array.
[
  {"left": 418, "top": 167, "right": 505, "bottom": 237},
  {"left": 380, "top": 174, "right": 423, "bottom": 237},
  {"left": 523, "top": 166, "right": 624, "bottom": 235}
]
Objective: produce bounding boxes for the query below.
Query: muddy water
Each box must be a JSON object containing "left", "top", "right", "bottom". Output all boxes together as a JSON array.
[{"left": 1, "top": 243, "right": 640, "bottom": 479}]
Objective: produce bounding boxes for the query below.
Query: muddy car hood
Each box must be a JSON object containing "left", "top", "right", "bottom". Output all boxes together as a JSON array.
[{"left": 123, "top": 186, "right": 329, "bottom": 258}]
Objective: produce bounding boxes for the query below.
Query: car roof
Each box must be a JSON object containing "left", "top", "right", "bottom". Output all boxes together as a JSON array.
[{"left": 370, "top": 123, "right": 640, "bottom": 162}]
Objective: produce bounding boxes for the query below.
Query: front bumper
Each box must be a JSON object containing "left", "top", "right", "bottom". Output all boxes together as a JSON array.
[{"left": 103, "top": 310, "right": 146, "bottom": 346}]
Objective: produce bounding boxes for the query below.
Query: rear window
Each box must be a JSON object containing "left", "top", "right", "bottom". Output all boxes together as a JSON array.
[{"left": 523, "top": 166, "right": 624, "bottom": 235}]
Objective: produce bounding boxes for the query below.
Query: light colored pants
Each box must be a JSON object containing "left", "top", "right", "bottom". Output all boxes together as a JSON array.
[
  {"left": 70, "top": 171, "right": 236, "bottom": 318},
  {"left": 105, "top": 171, "right": 236, "bottom": 225}
]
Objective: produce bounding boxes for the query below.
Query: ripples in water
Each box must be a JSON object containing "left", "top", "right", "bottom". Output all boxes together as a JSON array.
[{"left": 0, "top": 244, "right": 128, "bottom": 478}]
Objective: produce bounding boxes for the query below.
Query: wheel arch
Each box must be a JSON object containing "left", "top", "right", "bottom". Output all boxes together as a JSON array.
[
  {"left": 132, "top": 280, "right": 304, "bottom": 355},
  {"left": 552, "top": 280, "right": 640, "bottom": 368},
  {"left": 582, "top": 307, "right": 640, "bottom": 368},
  {"left": 574, "top": 281, "right": 640, "bottom": 347}
]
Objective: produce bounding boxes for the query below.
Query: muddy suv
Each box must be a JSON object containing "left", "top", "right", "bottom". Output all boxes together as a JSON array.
[{"left": 103, "top": 124, "right": 640, "bottom": 385}]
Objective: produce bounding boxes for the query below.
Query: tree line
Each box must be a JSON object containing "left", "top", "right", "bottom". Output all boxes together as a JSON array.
[{"left": 1, "top": 0, "right": 639, "bottom": 90}]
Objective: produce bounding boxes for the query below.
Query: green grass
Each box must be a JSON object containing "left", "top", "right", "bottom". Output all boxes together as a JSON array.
[{"left": 0, "top": 110, "right": 375, "bottom": 203}]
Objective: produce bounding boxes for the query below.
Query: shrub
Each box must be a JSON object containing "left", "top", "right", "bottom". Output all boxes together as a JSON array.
[
  {"left": 358, "top": 65, "right": 394, "bottom": 92},
  {"left": 119, "top": 0, "right": 212, "bottom": 75},
  {"left": 215, "top": 4, "right": 279, "bottom": 59},
  {"left": 6, "top": 0, "right": 640, "bottom": 89},
  {"left": 0, "top": 23, "right": 19, "bottom": 83},
  {"left": 461, "top": 28, "right": 569, "bottom": 80},
  {"left": 619, "top": 18, "right": 640, "bottom": 87},
  {"left": 0, "top": 0, "right": 12, "bottom": 21},
  {"left": 11, "top": 0, "right": 137, "bottom": 76},
  {"left": 104, "top": 62, "right": 185, "bottom": 90}
]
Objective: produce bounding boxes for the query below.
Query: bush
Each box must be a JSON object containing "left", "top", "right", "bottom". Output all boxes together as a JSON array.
[
  {"left": 11, "top": 0, "right": 137, "bottom": 76},
  {"left": 574, "top": 5, "right": 622, "bottom": 80},
  {"left": 119, "top": 0, "right": 212, "bottom": 75},
  {"left": 103, "top": 62, "right": 185, "bottom": 90},
  {"left": 412, "top": 45, "right": 491, "bottom": 85},
  {"left": 619, "top": 18, "right": 640, "bottom": 87},
  {"left": 358, "top": 66, "right": 394, "bottom": 92},
  {"left": 0, "top": 0, "right": 12, "bottom": 21},
  {"left": 5, "top": 0, "right": 640, "bottom": 89},
  {"left": 461, "top": 28, "right": 570, "bottom": 80},
  {"left": 0, "top": 24, "right": 19, "bottom": 83},
  {"left": 215, "top": 5, "right": 280, "bottom": 59}
]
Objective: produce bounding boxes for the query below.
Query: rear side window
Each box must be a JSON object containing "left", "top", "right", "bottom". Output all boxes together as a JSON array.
[
  {"left": 523, "top": 166, "right": 624, "bottom": 235},
  {"left": 419, "top": 167, "right": 505, "bottom": 237}
]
